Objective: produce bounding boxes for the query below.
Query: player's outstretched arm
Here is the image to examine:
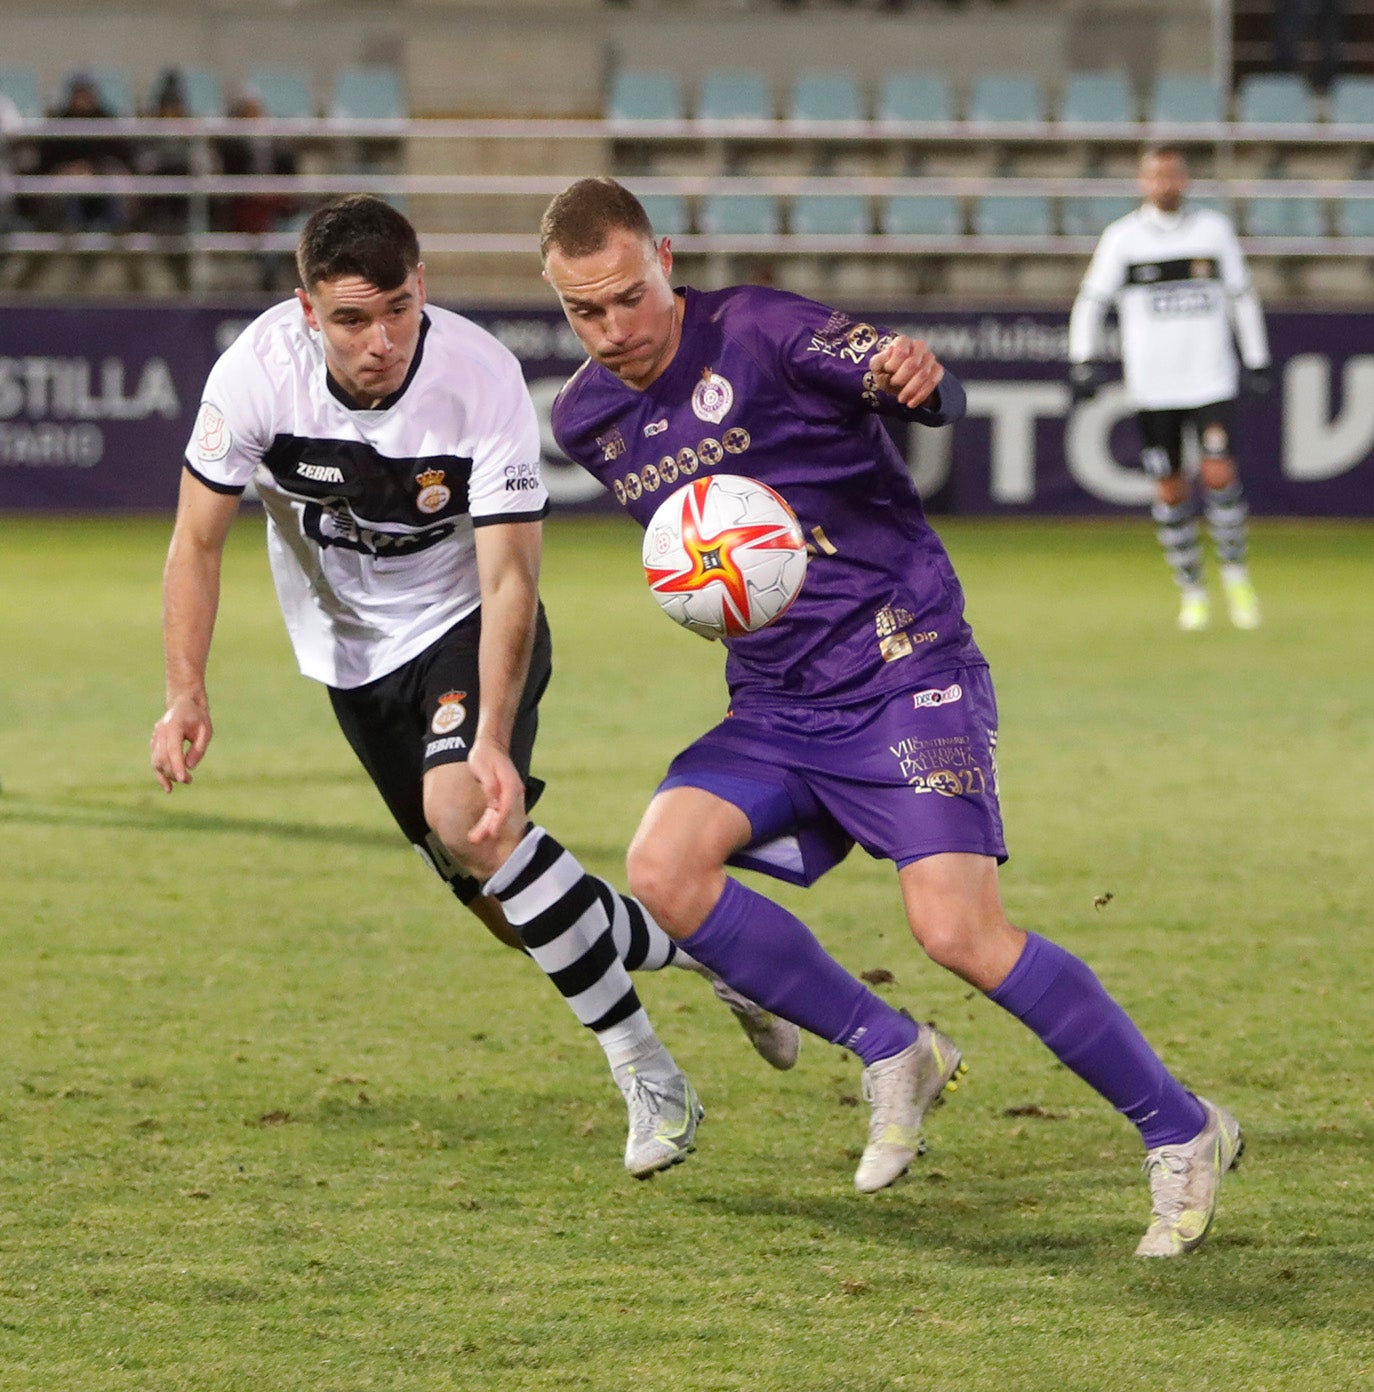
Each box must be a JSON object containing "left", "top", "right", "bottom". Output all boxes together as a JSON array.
[
  {"left": 467, "top": 519, "right": 543, "bottom": 844},
  {"left": 151, "top": 469, "right": 240, "bottom": 793}
]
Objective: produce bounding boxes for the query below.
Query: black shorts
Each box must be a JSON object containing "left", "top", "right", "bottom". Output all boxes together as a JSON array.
[
  {"left": 328, "top": 603, "right": 552, "bottom": 901},
  {"left": 1136, "top": 399, "right": 1236, "bottom": 478}
]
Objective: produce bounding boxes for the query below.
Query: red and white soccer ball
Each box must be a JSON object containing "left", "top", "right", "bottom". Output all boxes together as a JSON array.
[{"left": 641, "top": 474, "right": 808, "bottom": 640}]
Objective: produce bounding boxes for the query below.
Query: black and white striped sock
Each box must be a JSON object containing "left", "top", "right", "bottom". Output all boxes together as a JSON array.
[
  {"left": 484, "top": 826, "right": 658, "bottom": 1066},
  {"left": 1203, "top": 480, "right": 1250, "bottom": 566},
  {"left": 591, "top": 878, "right": 683, "bottom": 972},
  {"left": 1151, "top": 496, "right": 1205, "bottom": 588}
]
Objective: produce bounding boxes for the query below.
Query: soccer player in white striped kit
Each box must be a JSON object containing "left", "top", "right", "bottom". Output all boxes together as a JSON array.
[
  {"left": 150, "top": 195, "right": 797, "bottom": 1178},
  {"left": 1069, "top": 144, "right": 1270, "bottom": 632}
]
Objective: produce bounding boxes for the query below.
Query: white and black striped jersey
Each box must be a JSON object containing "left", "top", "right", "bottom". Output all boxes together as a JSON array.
[
  {"left": 1069, "top": 204, "right": 1270, "bottom": 411},
  {"left": 185, "top": 300, "right": 547, "bottom": 688}
]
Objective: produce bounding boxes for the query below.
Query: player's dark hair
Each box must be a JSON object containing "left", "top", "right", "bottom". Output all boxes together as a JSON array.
[
  {"left": 540, "top": 177, "right": 655, "bottom": 261},
  {"left": 296, "top": 194, "right": 421, "bottom": 291},
  {"left": 1140, "top": 142, "right": 1187, "bottom": 167}
]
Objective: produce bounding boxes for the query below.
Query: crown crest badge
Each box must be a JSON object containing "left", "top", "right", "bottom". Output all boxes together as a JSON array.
[{"left": 415, "top": 466, "right": 451, "bottom": 515}]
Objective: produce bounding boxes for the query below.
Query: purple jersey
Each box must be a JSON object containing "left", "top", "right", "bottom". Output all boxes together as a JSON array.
[{"left": 552, "top": 284, "right": 985, "bottom": 709}]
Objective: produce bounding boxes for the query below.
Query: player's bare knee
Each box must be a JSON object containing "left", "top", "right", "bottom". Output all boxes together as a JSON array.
[
  {"left": 1199, "top": 455, "right": 1236, "bottom": 490},
  {"left": 1156, "top": 475, "right": 1188, "bottom": 506}
]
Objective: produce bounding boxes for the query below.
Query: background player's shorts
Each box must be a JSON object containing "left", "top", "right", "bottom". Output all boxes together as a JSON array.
[
  {"left": 328, "top": 604, "right": 552, "bottom": 901},
  {"left": 1137, "top": 398, "right": 1236, "bottom": 477},
  {"left": 659, "top": 665, "right": 1007, "bottom": 888}
]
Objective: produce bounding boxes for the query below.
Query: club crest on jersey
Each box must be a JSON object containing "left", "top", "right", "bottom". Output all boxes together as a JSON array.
[
  {"left": 415, "top": 467, "right": 451, "bottom": 514},
  {"left": 692, "top": 369, "right": 734, "bottom": 425},
  {"left": 195, "top": 401, "right": 232, "bottom": 463},
  {"left": 913, "top": 683, "right": 963, "bottom": 709},
  {"left": 597, "top": 427, "right": 627, "bottom": 460},
  {"left": 431, "top": 690, "right": 467, "bottom": 734},
  {"left": 1191, "top": 258, "right": 1217, "bottom": 279}
]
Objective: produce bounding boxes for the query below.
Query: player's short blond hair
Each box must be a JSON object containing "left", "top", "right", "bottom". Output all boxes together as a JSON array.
[{"left": 540, "top": 178, "right": 655, "bottom": 262}]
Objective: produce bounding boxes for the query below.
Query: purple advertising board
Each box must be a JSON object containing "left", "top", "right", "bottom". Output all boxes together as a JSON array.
[{"left": 1, "top": 302, "right": 1370, "bottom": 515}]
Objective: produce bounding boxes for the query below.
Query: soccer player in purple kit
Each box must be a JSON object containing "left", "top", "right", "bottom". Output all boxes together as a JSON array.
[{"left": 539, "top": 177, "right": 1243, "bottom": 1257}]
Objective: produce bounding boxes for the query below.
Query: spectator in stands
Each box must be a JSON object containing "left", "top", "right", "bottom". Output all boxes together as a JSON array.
[
  {"left": 1068, "top": 144, "right": 1270, "bottom": 633},
  {"left": 1274, "top": 0, "right": 1345, "bottom": 94},
  {"left": 137, "top": 69, "right": 193, "bottom": 236},
  {"left": 214, "top": 90, "right": 300, "bottom": 289},
  {"left": 38, "top": 71, "right": 132, "bottom": 233}
]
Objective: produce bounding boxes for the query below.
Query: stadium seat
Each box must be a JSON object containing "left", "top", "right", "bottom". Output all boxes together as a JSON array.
[
  {"left": 636, "top": 192, "right": 690, "bottom": 236},
  {"left": 246, "top": 66, "right": 315, "bottom": 119},
  {"left": 879, "top": 194, "right": 962, "bottom": 236},
  {"left": 699, "top": 193, "right": 780, "bottom": 235},
  {"left": 1061, "top": 195, "right": 1137, "bottom": 236},
  {"left": 1058, "top": 72, "right": 1136, "bottom": 125},
  {"left": 177, "top": 68, "right": 224, "bottom": 118},
  {"left": 973, "top": 194, "right": 1054, "bottom": 236},
  {"left": 790, "top": 194, "right": 870, "bottom": 235},
  {"left": 697, "top": 70, "right": 772, "bottom": 121},
  {"left": 1237, "top": 74, "right": 1314, "bottom": 126},
  {"left": 83, "top": 68, "right": 133, "bottom": 116},
  {"left": 1150, "top": 73, "right": 1224, "bottom": 125},
  {"left": 1328, "top": 75, "right": 1374, "bottom": 126},
  {"left": 1245, "top": 196, "right": 1326, "bottom": 237},
  {"left": 967, "top": 75, "right": 1045, "bottom": 125},
  {"left": 331, "top": 68, "right": 404, "bottom": 120},
  {"left": 876, "top": 72, "right": 953, "bottom": 124},
  {"left": 1335, "top": 197, "right": 1374, "bottom": 236},
  {"left": 607, "top": 70, "right": 683, "bottom": 123},
  {"left": 0, "top": 65, "right": 42, "bottom": 117},
  {"left": 788, "top": 73, "right": 865, "bottom": 123}
]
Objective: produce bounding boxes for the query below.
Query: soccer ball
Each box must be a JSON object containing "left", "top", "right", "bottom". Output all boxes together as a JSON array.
[{"left": 641, "top": 474, "right": 808, "bottom": 639}]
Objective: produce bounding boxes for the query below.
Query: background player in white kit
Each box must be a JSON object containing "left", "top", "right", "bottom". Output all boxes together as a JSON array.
[
  {"left": 1069, "top": 144, "right": 1271, "bottom": 632},
  {"left": 149, "top": 194, "right": 797, "bottom": 1180}
]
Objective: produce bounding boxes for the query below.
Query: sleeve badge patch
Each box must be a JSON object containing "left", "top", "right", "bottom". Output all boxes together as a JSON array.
[{"left": 195, "top": 401, "right": 232, "bottom": 463}]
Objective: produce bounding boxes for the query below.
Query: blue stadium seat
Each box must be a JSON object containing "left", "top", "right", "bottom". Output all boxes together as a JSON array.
[
  {"left": 790, "top": 194, "right": 869, "bottom": 235},
  {"left": 1059, "top": 72, "right": 1136, "bottom": 125},
  {"left": 699, "top": 193, "right": 780, "bottom": 235},
  {"left": 876, "top": 72, "right": 953, "bottom": 124},
  {"left": 1335, "top": 197, "right": 1374, "bottom": 236},
  {"left": 607, "top": 70, "right": 683, "bottom": 122},
  {"left": 1237, "top": 74, "right": 1314, "bottom": 126},
  {"left": 332, "top": 68, "right": 404, "bottom": 119},
  {"left": 246, "top": 66, "right": 315, "bottom": 119},
  {"left": 0, "top": 65, "right": 42, "bottom": 117},
  {"left": 178, "top": 68, "right": 225, "bottom": 118},
  {"left": 968, "top": 75, "right": 1045, "bottom": 124},
  {"left": 972, "top": 194, "right": 1054, "bottom": 236},
  {"left": 1061, "top": 195, "right": 1137, "bottom": 236},
  {"left": 697, "top": 70, "right": 772, "bottom": 121},
  {"left": 1245, "top": 197, "right": 1326, "bottom": 237},
  {"left": 788, "top": 73, "right": 864, "bottom": 123},
  {"left": 879, "top": 195, "right": 962, "bottom": 236},
  {"left": 1328, "top": 76, "right": 1374, "bottom": 126},
  {"left": 637, "top": 192, "right": 691, "bottom": 236},
  {"left": 85, "top": 68, "right": 133, "bottom": 116},
  {"left": 1150, "top": 73, "right": 1224, "bottom": 125}
]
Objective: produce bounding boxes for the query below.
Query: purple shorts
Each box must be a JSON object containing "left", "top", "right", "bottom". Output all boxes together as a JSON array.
[{"left": 659, "top": 666, "right": 1007, "bottom": 887}]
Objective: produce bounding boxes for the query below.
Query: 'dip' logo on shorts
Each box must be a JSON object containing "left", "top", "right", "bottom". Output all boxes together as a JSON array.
[
  {"left": 913, "top": 683, "right": 963, "bottom": 710},
  {"left": 431, "top": 690, "right": 468, "bottom": 735}
]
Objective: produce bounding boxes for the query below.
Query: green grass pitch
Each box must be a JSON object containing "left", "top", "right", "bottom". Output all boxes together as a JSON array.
[{"left": 0, "top": 513, "right": 1370, "bottom": 1391}]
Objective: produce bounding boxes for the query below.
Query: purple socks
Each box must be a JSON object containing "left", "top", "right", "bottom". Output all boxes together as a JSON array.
[
  {"left": 990, "top": 932, "right": 1206, "bottom": 1148},
  {"left": 682, "top": 876, "right": 919, "bottom": 1066}
]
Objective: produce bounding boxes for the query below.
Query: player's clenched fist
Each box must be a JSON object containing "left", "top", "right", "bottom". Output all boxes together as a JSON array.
[{"left": 869, "top": 335, "right": 945, "bottom": 409}]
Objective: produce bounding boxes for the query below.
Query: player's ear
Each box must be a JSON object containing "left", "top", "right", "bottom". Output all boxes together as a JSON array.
[
  {"left": 295, "top": 287, "right": 318, "bottom": 330},
  {"left": 415, "top": 262, "right": 427, "bottom": 308},
  {"left": 658, "top": 237, "right": 673, "bottom": 277}
]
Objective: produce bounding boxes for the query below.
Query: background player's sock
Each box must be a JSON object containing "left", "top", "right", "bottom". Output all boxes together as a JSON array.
[
  {"left": 680, "top": 876, "right": 919, "bottom": 1066},
  {"left": 1151, "top": 496, "right": 1205, "bottom": 590},
  {"left": 1203, "top": 479, "right": 1250, "bottom": 564},
  {"left": 988, "top": 931, "right": 1206, "bottom": 1148},
  {"left": 485, "top": 826, "right": 661, "bottom": 1068}
]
